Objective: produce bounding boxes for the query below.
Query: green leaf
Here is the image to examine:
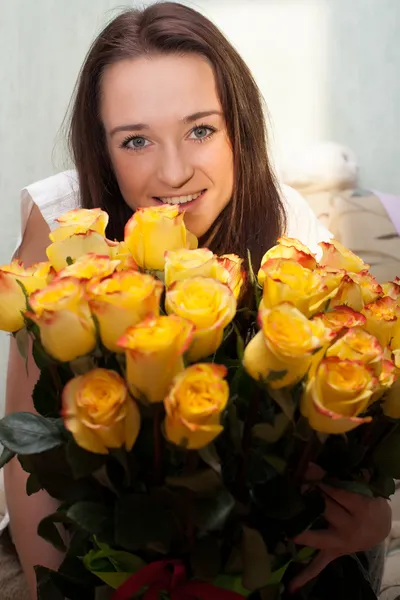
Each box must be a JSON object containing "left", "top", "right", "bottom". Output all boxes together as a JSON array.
[
  {"left": 35, "top": 565, "right": 95, "bottom": 600},
  {"left": 197, "top": 443, "right": 221, "bottom": 473},
  {"left": 83, "top": 543, "right": 145, "bottom": 590},
  {"left": 266, "top": 370, "right": 287, "bottom": 383},
  {"left": 263, "top": 454, "right": 287, "bottom": 475},
  {"left": 67, "top": 501, "right": 110, "bottom": 537},
  {"left": 267, "top": 547, "right": 315, "bottom": 586},
  {"left": 115, "top": 494, "right": 175, "bottom": 553},
  {"left": 37, "top": 513, "right": 68, "bottom": 552},
  {"left": 192, "top": 488, "right": 235, "bottom": 532},
  {"left": 232, "top": 322, "right": 245, "bottom": 361},
  {"left": 267, "top": 388, "right": 295, "bottom": 420},
  {"left": 166, "top": 469, "right": 221, "bottom": 494},
  {"left": 19, "top": 448, "right": 104, "bottom": 503},
  {"left": 15, "top": 327, "right": 30, "bottom": 363},
  {"left": 32, "top": 367, "right": 60, "bottom": 417},
  {"left": 70, "top": 356, "right": 97, "bottom": 376},
  {"left": 241, "top": 526, "right": 271, "bottom": 590},
  {"left": 148, "top": 269, "right": 165, "bottom": 283},
  {"left": 0, "top": 446, "right": 15, "bottom": 469},
  {"left": 36, "top": 566, "right": 64, "bottom": 600},
  {"left": 190, "top": 535, "right": 221, "bottom": 579},
  {"left": 0, "top": 412, "right": 64, "bottom": 454},
  {"left": 373, "top": 428, "right": 400, "bottom": 479},
  {"left": 259, "top": 586, "right": 283, "bottom": 600},
  {"left": 66, "top": 440, "right": 106, "bottom": 479},
  {"left": 369, "top": 471, "right": 395, "bottom": 498},
  {"left": 323, "top": 479, "right": 373, "bottom": 498},
  {"left": 32, "top": 338, "right": 53, "bottom": 370},
  {"left": 252, "top": 413, "right": 290, "bottom": 444},
  {"left": 26, "top": 472, "right": 42, "bottom": 495},
  {"left": 251, "top": 477, "right": 306, "bottom": 522},
  {"left": 15, "top": 278, "right": 30, "bottom": 309},
  {"left": 213, "top": 574, "right": 251, "bottom": 597},
  {"left": 246, "top": 249, "right": 262, "bottom": 305}
]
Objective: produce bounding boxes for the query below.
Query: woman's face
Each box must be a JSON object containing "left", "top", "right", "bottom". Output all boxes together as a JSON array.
[{"left": 100, "top": 53, "right": 234, "bottom": 238}]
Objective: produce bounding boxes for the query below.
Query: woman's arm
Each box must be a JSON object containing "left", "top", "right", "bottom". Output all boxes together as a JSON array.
[
  {"left": 4, "top": 205, "right": 64, "bottom": 598},
  {"left": 288, "top": 465, "right": 392, "bottom": 593}
]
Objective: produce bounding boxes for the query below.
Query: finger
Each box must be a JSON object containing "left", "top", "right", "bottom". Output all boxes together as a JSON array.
[
  {"left": 288, "top": 550, "right": 336, "bottom": 593},
  {"left": 294, "top": 528, "right": 341, "bottom": 550},
  {"left": 319, "top": 483, "right": 369, "bottom": 513},
  {"left": 323, "top": 495, "right": 352, "bottom": 531},
  {"left": 305, "top": 462, "right": 326, "bottom": 481},
  {"left": 302, "top": 463, "right": 326, "bottom": 493}
]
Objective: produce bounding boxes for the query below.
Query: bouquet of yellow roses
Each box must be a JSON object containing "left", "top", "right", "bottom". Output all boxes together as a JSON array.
[{"left": 0, "top": 204, "right": 399, "bottom": 600}]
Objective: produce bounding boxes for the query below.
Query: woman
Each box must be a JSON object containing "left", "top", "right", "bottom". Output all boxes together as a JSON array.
[{"left": 4, "top": 3, "right": 391, "bottom": 598}]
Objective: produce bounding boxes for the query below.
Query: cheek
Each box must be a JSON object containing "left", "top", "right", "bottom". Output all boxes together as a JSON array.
[
  {"left": 203, "top": 136, "right": 234, "bottom": 197},
  {"left": 108, "top": 149, "right": 152, "bottom": 208}
]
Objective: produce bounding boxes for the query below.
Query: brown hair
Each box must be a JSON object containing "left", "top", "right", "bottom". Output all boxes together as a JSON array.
[{"left": 68, "top": 2, "right": 286, "bottom": 268}]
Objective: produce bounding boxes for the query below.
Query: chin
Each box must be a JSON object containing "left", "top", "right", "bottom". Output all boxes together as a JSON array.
[{"left": 183, "top": 217, "right": 210, "bottom": 240}]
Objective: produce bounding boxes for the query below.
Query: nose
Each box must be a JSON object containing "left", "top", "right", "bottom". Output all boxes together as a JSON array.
[{"left": 157, "top": 144, "right": 194, "bottom": 189}]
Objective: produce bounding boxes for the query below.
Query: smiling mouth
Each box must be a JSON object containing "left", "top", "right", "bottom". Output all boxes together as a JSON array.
[{"left": 153, "top": 190, "right": 206, "bottom": 206}]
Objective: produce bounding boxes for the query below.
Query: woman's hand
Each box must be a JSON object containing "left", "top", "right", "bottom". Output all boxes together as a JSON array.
[{"left": 288, "top": 483, "right": 392, "bottom": 593}]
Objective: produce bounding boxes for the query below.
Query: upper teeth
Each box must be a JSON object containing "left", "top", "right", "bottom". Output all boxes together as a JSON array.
[{"left": 160, "top": 192, "right": 202, "bottom": 205}]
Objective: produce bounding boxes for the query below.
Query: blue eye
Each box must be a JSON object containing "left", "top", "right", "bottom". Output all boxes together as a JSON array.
[
  {"left": 189, "top": 126, "right": 216, "bottom": 141},
  {"left": 121, "top": 136, "right": 150, "bottom": 150}
]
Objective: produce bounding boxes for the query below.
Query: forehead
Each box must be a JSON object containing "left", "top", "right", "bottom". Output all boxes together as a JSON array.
[{"left": 100, "top": 54, "right": 222, "bottom": 128}]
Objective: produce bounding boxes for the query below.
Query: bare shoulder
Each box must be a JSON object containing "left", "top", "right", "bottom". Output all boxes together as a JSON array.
[{"left": 18, "top": 203, "right": 51, "bottom": 266}]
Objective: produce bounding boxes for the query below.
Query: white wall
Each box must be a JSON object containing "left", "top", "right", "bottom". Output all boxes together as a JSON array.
[{"left": 0, "top": 0, "right": 399, "bottom": 411}]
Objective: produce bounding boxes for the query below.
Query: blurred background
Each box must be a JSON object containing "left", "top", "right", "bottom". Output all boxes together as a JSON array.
[{"left": 0, "top": 0, "right": 399, "bottom": 410}]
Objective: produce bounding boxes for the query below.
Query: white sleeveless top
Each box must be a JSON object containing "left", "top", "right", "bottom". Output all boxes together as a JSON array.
[{"left": 15, "top": 169, "right": 332, "bottom": 257}]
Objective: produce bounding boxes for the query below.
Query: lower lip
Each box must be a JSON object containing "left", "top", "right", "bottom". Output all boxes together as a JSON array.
[{"left": 154, "top": 190, "right": 206, "bottom": 211}]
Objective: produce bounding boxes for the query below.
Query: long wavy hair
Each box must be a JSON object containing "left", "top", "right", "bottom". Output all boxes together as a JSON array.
[{"left": 68, "top": 2, "right": 286, "bottom": 268}]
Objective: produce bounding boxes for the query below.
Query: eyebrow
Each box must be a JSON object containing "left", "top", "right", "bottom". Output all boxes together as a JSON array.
[{"left": 109, "top": 110, "right": 222, "bottom": 137}]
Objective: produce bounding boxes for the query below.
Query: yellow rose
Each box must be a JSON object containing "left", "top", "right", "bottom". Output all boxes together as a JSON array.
[
  {"left": 165, "top": 277, "right": 236, "bottom": 362},
  {"left": 382, "top": 353, "right": 400, "bottom": 417},
  {"left": 243, "top": 303, "right": 329, "bottom": 389},
  {"left": 0, "top": 260, "right": 51, "bottom": 332},
  {"left": 312, "top": 305, "right": 366, "bottom": 335},
  {"left": 362, "top": 296, "right": 398, "bottom": 348},
  {"left": 215, "top": 254, "right": 245, "bottom": 300},
  {"left": 329, "top": 274, "right": 364, "bottom": 312},
  {"left": 56, "top": 253, "right": 120, "bottom": 282},
  {"left": 319, "top": 239, "right": 369, "bottom": 273},
  {"left": 164, "top": 363, "right": 229, "bottom": 450},
  {"left": 326, "top": 327, "right": 383, "bottom": 373},
  {"left": 350, "top": 271, "right": 382, "bottom": 305},
  {"left": 108, "top": 241, "right": 139, "bottom": 272},
  {"left": 87, "top": 271, "right": 163, "bottom": 353},
  {"left": 50, "top": 208, "right": 109, "bottom": 242},
  {"left": 164, "top": 248, "right": 218, "bottom": 287},
  {"left": 260, "top": 259, "right": 342, "bottom": 317},
  {"left": 47, "top": 231, "right": 112, "bottom": 272},
  {"left": 258, "top": 236, "right": 317, "bottom": 285},
  {"left": 382, "top": 278, "right": 400, "bottom": 304},
  {"left": 370, "top": 358, "right": 396, "bottom": 406},
  {"left": 28, "top": 277, "right": 96, "bottom": 362},
  {"left": 62, "top": 368, "right": 140, "bottom": 455},
  {"left": 124, "top": 205, "right": 198, "bottom": 271},
  {"left": 118, "top": 315, "right": 194, "bottom": 404},
  {"left": 300, "top": 357, "right": 375, "bottom": 434}
]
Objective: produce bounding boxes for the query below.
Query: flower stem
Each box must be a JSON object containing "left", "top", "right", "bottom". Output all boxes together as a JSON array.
[
  {"left": 293, "top": 432, "right": 319, "bottom": 486},
  {"left": 153, "top": 404, "right": 163, "bottom": 483},
  {"left": 237, "top": 389, "right": 261, "bottom": 497},
  {"left": 112, "top": 447, "right": 131, "bottom": 488}
]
